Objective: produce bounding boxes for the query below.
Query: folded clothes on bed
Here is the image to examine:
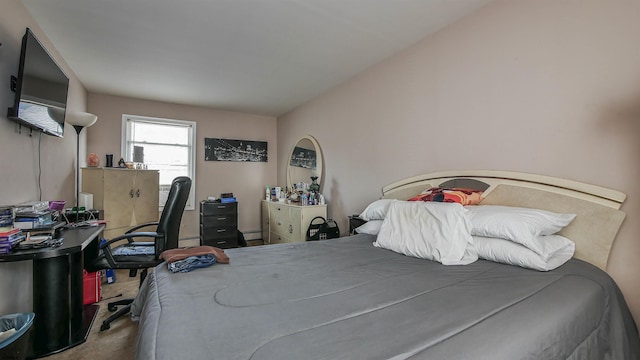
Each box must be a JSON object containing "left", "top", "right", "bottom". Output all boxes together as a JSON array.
[
  {"left": 167, "top": 254, "right": 217, "bottom": 273},
  {"left": 160, "top": 245, "right": 229, "bottom": 264}
]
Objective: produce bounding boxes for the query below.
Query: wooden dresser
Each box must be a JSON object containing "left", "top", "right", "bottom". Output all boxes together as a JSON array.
[
  {"left": 81, "top": 168, "right": 159, "bottom": 239},
  {"left": 200, "top": 201, "right": 238, "bottom": 249},
  {"left": 262, "top": 200, "right": 327, "bottom": 244}
]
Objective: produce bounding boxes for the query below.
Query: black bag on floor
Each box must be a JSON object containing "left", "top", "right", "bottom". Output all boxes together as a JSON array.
[
  {"left": 306, "top": 216, "right": 340, "bottom": 241},
  {"left": 237, "top": 230, "right": 247, "bottom": 247}
]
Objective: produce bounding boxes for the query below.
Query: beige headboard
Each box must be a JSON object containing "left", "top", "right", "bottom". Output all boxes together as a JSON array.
[{"left": 381, "top": 170, "right": 626, "bottom": 271}]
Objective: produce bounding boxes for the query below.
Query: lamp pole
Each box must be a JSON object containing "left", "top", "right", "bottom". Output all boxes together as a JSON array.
[
  {"left": 65, "top": 112, "right": 97, "bottom": 218},
  {"left": 73, "top": 125, "right": 83, "bottom": 210}
]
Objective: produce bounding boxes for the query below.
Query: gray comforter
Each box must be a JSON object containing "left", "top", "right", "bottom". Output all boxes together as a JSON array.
[{"left": 131, "top": 234, "right": 640, "bottom": 360}]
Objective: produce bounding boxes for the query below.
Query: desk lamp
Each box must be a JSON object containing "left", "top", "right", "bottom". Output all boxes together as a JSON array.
[{"left": 66, "top": 111, "right": 98, "bottom": 211}]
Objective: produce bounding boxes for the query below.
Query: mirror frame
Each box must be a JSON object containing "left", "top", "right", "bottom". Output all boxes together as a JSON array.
[{"left": 286, "top": 135, "right": 323, "bottom": 191}]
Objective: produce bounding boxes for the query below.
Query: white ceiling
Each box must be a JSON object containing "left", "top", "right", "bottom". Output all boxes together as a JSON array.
[{"left": 23, "top": 0, "right": 493, "bottom": 117}]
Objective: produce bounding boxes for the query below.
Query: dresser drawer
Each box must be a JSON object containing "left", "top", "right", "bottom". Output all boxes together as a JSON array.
[
  {"left": 202, "top": 234, "right": 238, "bottom": 249},
  {"left": 201, "top": 225, "right": 236, "bottom": 239},
  {"left": 269, "top": 204, "right": 290, "bottom": 224},
  {"left": 270, "top": 219, "right": 294, "bottom": 240},
  {"left": 200, "top": 202, "right": 237, "bottom": 216},
  {"left": 269, "top": 231, "right": 295, "bottom": 244},
  {"left": 200, "top": 213, "right": 237, "bottom": 228},
  {"left": 269, "top": 207, "right": 303, "bottom": 235}
]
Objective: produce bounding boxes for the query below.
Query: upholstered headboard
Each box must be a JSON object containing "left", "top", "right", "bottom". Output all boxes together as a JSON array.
[{"left": 381, "top": 170, "right": 626, "bottom": 271}]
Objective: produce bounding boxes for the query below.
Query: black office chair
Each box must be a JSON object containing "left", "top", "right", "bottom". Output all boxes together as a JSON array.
[{"left": 87, "top": 176, "right": 191, "bottom": 331}]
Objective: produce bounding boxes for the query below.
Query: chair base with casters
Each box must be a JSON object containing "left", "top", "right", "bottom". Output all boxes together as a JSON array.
[
  {"left": 89, "top": 244, "right": 159, "bottom": 331},
  {"left": 99, "top": 268, "right": 148, "bottom": 331},
  {"left": 85, "top": 176, "right": 192, "bottom": 331},
  {"left": 101, "top": 299, "right": 132, "bottom": 331}
]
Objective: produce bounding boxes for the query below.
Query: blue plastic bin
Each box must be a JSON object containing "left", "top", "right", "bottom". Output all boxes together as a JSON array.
[{"left": 0, "top": 312, "right": 35, "bottom": 360}]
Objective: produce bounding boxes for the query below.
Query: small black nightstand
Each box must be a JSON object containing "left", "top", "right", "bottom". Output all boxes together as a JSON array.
[
  {"left": 348, "top": 215, "right": 367, "bottom": 235},
  {"left": 200, "top": 201, "right": 238, "bottom": 248}
]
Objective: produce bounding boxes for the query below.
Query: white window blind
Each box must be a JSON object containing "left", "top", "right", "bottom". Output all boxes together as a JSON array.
[{"left": 122, "top": 114, "right": 196, "bottom": 210}]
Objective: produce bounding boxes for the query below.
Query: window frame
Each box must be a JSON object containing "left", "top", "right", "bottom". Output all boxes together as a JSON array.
[{"left": 121, "top": 114, "right": 196, "bottom": 211}]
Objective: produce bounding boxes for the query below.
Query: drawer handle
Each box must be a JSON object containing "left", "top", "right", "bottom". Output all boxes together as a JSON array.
[
  {"left": 217, "top": 217, "right": 227, "bottom": 221},
  {"left": 277, "top": 222, "right": 282, "bottom": 226},
  {"left": 217, "top": 240, "right": 227, "bottom": 244},
  {"left": 217, "top": 229, "right": 227, "bottom": 233},
  {"left": 277, "top": 207, "right": 281, "bottom": 211},
  {"left": 288, "top": 225, "right": 293, "bottom": 234},
  {"left": 217, "top": 205, "right": 227, "bottom": 209}
]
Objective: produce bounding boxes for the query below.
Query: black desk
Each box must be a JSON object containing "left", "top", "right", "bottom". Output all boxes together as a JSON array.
[{"left": 0, "top": 225, "right": 104, "bottom": 358}]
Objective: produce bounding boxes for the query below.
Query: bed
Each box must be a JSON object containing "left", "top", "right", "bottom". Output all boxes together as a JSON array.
[{"left": 131, "top": 170, "right": 640, "bottom": 360}]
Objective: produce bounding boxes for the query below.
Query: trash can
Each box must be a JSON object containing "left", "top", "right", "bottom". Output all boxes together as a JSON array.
[{"left": 0, "top": 312, "right": 35, "bottom": 360}]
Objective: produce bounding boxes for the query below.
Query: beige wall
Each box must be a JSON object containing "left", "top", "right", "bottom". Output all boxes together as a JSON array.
[
  {"left": 86, "top": 93, "right": 277, "bottom": 241},
  {"left": 279, "top": 0, "right": 640, "bottom": 325},
  {"left": 0, "top": 1, "right": 88, "bottom": 314}
]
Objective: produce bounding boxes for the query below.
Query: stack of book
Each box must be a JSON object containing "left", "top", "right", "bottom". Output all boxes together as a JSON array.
[
  {"left": 14, "top": 209, "right": 64, "bottom": 240},
  {"left": 0, "top": 206, "right": 13, "bottom": 232},
  {"left": 220, "top": 193, "right": 237, "bottom": 203},
  {"left": 14, "top": 210, "right": 54, "bottom": 230},
  {"left": 0, "top": 228, "right": 25, "bottom": 254}
]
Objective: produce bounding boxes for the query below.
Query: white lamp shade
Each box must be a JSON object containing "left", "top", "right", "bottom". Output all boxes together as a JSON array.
[{"left": 66, "top": 111, "right": 98, "bottom": 128}]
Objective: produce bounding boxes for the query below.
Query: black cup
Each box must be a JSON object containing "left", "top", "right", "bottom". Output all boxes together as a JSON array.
[{"left": 106, "top": 154, "right": 113, "bottom": 167}]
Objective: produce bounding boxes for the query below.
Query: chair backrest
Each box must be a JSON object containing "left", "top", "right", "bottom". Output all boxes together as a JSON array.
[{"left": 155, "top": 176, "right": 192, "bottom": 256}]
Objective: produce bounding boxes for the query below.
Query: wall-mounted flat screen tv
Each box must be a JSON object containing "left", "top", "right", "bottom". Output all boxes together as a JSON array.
[{"left": 7, "top": 28, "right": 69, "bottom": 138}]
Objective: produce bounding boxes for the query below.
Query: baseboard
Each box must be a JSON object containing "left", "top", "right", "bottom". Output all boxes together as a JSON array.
[
  {"left": 242, "top": 230, "right": 262, "bottom": 241},
  {"left": 179, "top": 238, "right": 199, "bottom": 247}
]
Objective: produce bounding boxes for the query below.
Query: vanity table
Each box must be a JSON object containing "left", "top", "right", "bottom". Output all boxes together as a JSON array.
[
  {"left": 262, "top": 135, "right": 328, "bottom": 243},
  {"left": 261, "top": 201, "right": 327, "bottom": 244}
]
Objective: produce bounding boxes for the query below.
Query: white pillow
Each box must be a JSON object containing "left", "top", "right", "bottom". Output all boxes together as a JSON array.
[
  {"left": 473, "top": 235, "right": 575, "bottom": 271},
  {"left": 359, "top": 199, "right": 397, "bottom": 221},
  {"left": 355, "top": 220, "right": 383, "bottom": 235},
  {"left": 465, "top": 205, "right": 575, "bottom": 256},
  {"left": 374, "top": 201, "right": 477, "bottom": 265}
]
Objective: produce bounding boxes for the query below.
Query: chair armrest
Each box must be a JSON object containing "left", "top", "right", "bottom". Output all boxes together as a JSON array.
[
  {"left": 128, "top": 241, "right": 155, "bottom": 247},
  {"left": 100, "top": 232, "right": 160, "bottom": 248},
  {"left": 100, "top": 232, "right": 162, "bottom": 267},
  {"left": 125, "top": 222, "right": 159, "bottom": 235}
]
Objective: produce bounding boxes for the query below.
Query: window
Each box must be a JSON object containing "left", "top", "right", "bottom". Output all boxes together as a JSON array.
[{"left": 122, "top": 115, "right": 196, "bottom": 210}]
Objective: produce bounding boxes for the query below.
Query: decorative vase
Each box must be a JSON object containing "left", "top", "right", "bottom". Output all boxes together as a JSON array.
[
  {"left": 105, "top": 154, "right": 113, "bottom": 167},
  {"left": 309, "top": 176, "right": 320, "bottom": 193},
  {"left": 87, "top": 153, "right": 99, "bottom": 167}
]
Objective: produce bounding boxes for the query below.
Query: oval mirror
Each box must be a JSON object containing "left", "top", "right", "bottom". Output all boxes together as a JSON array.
[{"left": 286, "top": 135, "right": 323, "bottom": 192}]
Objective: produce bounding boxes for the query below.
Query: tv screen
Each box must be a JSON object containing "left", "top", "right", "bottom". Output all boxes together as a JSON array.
[{"left": 7, "top": 28, "right": 69, "bottom": 137}]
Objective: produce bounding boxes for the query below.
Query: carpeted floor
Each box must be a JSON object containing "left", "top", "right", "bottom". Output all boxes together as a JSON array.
[
  {"left": 47, "top": 270, "right": 139, "bottom": 360},
  {"left": 45, "top": 240, "right": 263, "bottom": 360}
]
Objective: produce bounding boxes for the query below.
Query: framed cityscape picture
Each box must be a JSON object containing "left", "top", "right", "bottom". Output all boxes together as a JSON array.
[
  {"left": 204, "top": 138, "right": 268, "bottom": 162},
  {"left": 289, "top": 146, "right": 316, "bottom": 170}
]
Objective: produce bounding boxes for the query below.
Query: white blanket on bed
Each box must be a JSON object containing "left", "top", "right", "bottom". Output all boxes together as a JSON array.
[{"left": 373, "top": 201, "right": 477, "bottom": 265}]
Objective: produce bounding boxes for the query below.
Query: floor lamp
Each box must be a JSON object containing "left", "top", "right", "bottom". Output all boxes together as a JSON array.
[{"left": 66, "top": 111, "right": 98, "bottom": 211}]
